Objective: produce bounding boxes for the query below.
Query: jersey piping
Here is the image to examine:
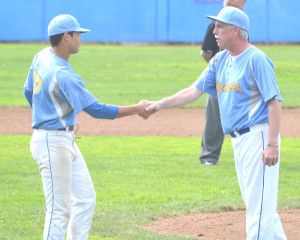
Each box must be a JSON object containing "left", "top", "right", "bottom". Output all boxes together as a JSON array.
[{"left": 49, "top": 66, "right": 72, "bottom": 127}]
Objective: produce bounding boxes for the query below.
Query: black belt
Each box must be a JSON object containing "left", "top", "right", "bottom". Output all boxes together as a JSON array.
[
  {"left": 229, "top": 128, "right": 250, "bottom": 137},
  {"left": 58, "top": 126, "right": 74, "bottom": 131},
  {"left": 34, "top": 126, "right": 74, "bottom": 131}
]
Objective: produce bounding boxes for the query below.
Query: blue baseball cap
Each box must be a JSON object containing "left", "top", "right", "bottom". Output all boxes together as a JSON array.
[
  {"left": 207, "top": 6, "right": 249, "bottom": 32},
  {"left": 48, "top": 14, "right": 90, "bottom": 37}
]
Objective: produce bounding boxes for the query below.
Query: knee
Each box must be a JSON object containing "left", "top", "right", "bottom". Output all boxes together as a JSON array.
[
  {"left": 83, "top": 188, "right": 96, "bottom": 211},
  {"left": 50, "top": 196, "right": 72, "bottom": 220},
  {"left": 89, "top": 190, "right": 96, "bottom": 208}
]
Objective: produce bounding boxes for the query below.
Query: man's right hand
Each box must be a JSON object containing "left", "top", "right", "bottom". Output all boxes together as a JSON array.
[
  {"left": 137, "top": 100, "right": 153, "bottom": 119},
  {"left": 146, "top": 101, "right": 160, "bottom": 113}
]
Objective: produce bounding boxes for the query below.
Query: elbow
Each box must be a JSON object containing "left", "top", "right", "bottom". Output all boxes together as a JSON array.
[
  {"left": 267, "top": 98, "right": 281, "bottom": 106},
  {"left": 200, "top": 50, "right": 212, "bottom": 63},
  {"left": 200, "top": 50, "right": 205, "bottom": 59}
]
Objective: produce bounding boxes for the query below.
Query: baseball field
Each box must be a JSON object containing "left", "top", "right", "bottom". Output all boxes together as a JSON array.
[{"left": 0, "top": 43, "right": 299, "bottom": 240}]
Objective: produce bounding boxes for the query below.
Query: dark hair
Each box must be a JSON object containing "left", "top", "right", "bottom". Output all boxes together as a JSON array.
[{"left": 49, "top": 31, "right": 74, "bottom": 47}]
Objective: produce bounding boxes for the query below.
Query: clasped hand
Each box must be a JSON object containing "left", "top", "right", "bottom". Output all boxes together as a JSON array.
[{"left": 137, "top": 100, "right": 158, "bottom": 119}]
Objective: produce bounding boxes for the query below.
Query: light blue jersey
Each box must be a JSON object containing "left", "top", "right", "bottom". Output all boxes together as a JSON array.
[
  {"left": 195, "top": 45, "right": 281, "bottom": 134},
  {"left": 24, "top": 47, "right": 118, "bottom": 130}
]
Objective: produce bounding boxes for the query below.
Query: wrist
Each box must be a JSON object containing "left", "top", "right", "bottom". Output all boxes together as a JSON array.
[
  {"left": 267, "top": 143, "right": 278, "bottom": 148},
  {"left": 135, "top": 104, "right": 143, "bottom": 114},
  {"left": 156, "top": 100, "right": 163, "bottom": 111}
]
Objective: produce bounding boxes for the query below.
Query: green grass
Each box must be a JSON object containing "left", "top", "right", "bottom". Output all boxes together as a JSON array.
[
  {"left": 0, "top": 135, "right": 299, "bottom": 239},
  {"left": 0, "top": 43, "right": 299, "bottom": 239},
  {"left": 0, "top": 43, "right": 300, "bottom": 108}
]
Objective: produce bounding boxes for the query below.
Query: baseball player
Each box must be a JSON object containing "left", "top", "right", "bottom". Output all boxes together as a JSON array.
[
  {"left": 200, "top": 0, "right": 247, "bottom": 166},
  {"left": 24, "top": 14, "right": 150, "bottom": 240},
  {"left": 147, "top": 7, "right": 286, "bottom": 239}
]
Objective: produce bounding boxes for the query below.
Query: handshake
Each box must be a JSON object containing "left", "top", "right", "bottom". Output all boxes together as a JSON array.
[{"left": 137, "top": 100, "right": 159, "bottom": 120}]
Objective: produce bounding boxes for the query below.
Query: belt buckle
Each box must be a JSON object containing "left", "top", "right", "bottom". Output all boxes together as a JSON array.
[
  {"left": 229, "top": 128, "right": 250, "bottom": 138},
  {"left": 65, "top": 126, "right": 74, "bottom": 131},
  {"left": 229, "top": 132, "right": 237, "bottom": 137}
]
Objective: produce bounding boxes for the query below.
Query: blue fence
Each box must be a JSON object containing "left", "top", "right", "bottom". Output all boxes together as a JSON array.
[{"left": 0, "top": 0, "right": 299, "bottom": 42}]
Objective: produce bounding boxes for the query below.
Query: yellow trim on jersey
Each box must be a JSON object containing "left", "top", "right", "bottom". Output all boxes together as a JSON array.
[{"left": 33, "top": 70, "right": 42, "bottom": 94}]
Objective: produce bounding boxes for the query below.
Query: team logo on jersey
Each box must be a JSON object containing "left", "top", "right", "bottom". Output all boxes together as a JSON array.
[
  {"left": 216, "top": 81, "right": 243, "bottom": 96},
  {"left": 33, "top": 70, "right": 42, "bottom": 95}
]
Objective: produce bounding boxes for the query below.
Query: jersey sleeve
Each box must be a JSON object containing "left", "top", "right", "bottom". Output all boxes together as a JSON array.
[
  {"left": 83, "top": 102, "right": 119, "bottom": 119},
  {"left": 24, "top": 65, "right": 34, "bottom": 108},
  {"left": 250, "top": 52, "right": 282, "bottom": 102},
  {"left": 201, "top": 21, "right": 219, "bottom": 57},
  {"left": 55, "top": 68, "right": 98, "bottom": 115},
  {"left": 194, "top": 56, "right": 218, "bottom": 97}
]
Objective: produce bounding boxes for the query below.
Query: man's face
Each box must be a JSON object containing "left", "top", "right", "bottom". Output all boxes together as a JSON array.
[
  {"left": 228, "top": 0, "right": 247, "bottom": 10},
  {"left": 213, "top": 21, "right": 235, "bottom": 49},
  {"left": 69, "top": 32, "right": 82, "bottom": 54}
]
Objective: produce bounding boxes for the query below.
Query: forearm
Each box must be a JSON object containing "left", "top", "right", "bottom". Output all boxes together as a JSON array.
[
  {"left": 83, "top": 101, "right": 149, "bottom": 119},
  {"left": 83, "top": 102, "right": 119, "bottom": 119},
  {"left": 116, "top": 105, "right": 141, "bottom": 118},
  {"left": 262, "top": 98, "right": 281, "bottom": 167},
  {"left": 268, "top": 99, "right": 281, "bottom": 145},
  {"left": 156, "top": 86, "right": 204, "bottom": 110}
]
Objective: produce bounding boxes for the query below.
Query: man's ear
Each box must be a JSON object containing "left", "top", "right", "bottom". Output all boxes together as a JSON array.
[
  {"left": 63, "top": 32, "right": 70, "bottom": 41},
  {"left": 234, "top": 26, "right": 240, "bottom": 36}
]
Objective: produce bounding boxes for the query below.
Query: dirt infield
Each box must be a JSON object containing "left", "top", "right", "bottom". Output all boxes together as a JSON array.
[
  {"left": 1, "top": 108, "right": 300, "bottom": 137},
  {"left": 1, "top": 107, "right": 299, "bottom": 240},
  {"left": 144, "top": 209, "right": 300, "bottom": 240}
]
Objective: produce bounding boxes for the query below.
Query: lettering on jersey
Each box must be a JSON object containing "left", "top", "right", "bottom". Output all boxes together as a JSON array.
[
  {"left": 216, "top": 81, "right": 243, "bottom": 96},
  {"left": 33, "top": 70, "right": 42, "bottom": 95}
]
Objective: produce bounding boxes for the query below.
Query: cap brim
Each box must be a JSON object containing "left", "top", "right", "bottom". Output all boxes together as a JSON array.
[
  {"left": 75, "top": 27, "right": 91, "bottom": 33},
  {"left": 206, "top": 15, "right": 225, "bottom": 24},
  {"left": 206, "top": 15, "right": 248, "bottom": 32}
]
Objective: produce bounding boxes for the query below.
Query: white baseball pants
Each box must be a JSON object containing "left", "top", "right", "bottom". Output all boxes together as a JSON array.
[
  {"left": 30, "top": 129, "right": 96, "bottom": 240},
  {"left": 231, "top": 123, "right": 286, "bottom": 240}
]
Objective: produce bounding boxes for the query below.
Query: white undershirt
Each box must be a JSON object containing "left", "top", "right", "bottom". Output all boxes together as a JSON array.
[{"left": 231, "top": 45, "right": 252, "bottom": 61}]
